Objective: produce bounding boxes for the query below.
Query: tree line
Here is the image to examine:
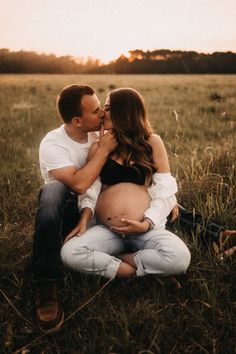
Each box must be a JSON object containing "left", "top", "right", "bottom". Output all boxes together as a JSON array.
[{"left": 1, "top": 48, "right": 236, "bottom": 74}]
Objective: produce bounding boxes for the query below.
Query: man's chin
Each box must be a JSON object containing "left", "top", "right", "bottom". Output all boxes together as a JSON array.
[{"left": 89, "top": 126, "right": 101, "bottom": 132}]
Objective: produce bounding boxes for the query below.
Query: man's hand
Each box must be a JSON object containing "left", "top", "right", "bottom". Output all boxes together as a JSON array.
[
  {"left": 169, "top": 204, "right": 179, "bottom": 223},
  {"left": 63, "top": 221, "right": 87, "bottom": 244},
  {"left": 98, "top": 125, "right": 117, "bottom": 154},
  {"left": 110, "top": 218, "right": 150, "bottom": 235}
]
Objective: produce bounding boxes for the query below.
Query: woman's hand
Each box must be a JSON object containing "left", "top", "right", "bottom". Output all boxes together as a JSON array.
[
  {"left": 63, "top": 221, "right": 87, "bottom": 244},
  {"left": 63, "top": 207, "right": 92, "bottom": 244},
  {"left": 110, "top": 218, "right": 150, "bottom": 235},
  {"left": 169, "top": 204, "right": 179, "bottom": 223}
]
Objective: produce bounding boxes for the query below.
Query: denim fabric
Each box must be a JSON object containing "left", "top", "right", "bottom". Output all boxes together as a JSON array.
[
  {"left": 31, "top": 181, "right": 80, "bottom": 281},
  {"left": 61, "top": 225, "right": 191, "bottom": 279},
  {"left": 169, "top": 205, "right": 224, "bottom": 246}
]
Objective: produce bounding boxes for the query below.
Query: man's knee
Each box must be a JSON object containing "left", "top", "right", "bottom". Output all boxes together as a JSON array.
[
  {"left": 38, "top": 182, "right": 71, "bottom": 211},
  {"left": 40, "top": 182, "right": 70, "bottom": 202}
]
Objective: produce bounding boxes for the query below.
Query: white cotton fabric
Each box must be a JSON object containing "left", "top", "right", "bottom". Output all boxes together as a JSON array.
[
  {"left": 144, "top": 172, "right": 178, "bottom": 228},
  {"left": 39, "top": 124, "right": 94, "bottom": 183},
  {"left": 78, "top": 177, "right": 102, "bottom": 217},
  {"left": 147, "top": 173, "right": 178, "bottom": 199}
]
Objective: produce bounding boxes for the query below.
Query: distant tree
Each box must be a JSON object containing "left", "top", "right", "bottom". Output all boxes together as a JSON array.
[
  {"left": 0, "top": 48, "right": 236, "bottom": 74},
  {"left": 0, "top": 49, "right": 88, "bottom": 73}
]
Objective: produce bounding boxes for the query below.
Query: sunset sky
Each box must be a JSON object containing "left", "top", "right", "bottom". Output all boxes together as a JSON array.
[{"left": 1, "top": 0, "right": 236, "bottom": 63}]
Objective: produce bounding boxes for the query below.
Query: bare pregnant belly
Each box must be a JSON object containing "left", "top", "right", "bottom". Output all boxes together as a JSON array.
[{"left": 95, "top": 183, "right": 151, "bottom": 227}]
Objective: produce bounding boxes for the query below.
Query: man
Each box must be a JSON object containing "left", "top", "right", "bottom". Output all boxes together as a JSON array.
[{"left": 31, "top": 84, "right": 117, "bottom": 332}]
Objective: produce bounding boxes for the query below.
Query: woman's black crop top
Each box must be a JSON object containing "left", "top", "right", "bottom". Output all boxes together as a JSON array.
[{"left": 100, "top": 158, "right": 146, "bottom": 186}]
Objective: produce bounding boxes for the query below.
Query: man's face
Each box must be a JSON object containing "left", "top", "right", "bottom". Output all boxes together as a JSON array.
[{"left": 80, "top": 94, "right": 104, "bottom": 132}]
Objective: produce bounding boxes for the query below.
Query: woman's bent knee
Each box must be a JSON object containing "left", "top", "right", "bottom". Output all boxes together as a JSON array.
[
  {"left": 161, "top": 244, "right": 191, "bottom": 275},
  {"left": 61, "top": 241, "right": 121, "bottom": 279},
  {"left": 61, "top": 242, "right": 87, "bottom": 267},
  {"left": 173, "top": 246, "right": 191, "bottom": 274},
  {"left": 134, "top": 244, "right": 191, "bottom": 277}
]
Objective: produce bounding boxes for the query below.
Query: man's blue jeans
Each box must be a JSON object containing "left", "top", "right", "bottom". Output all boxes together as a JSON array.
[
  {"left": 31, "top": 181, "right": 80, "bottom": 281},
  {"left": 169, "top": 206, "right": 224, "bottom": 247}
]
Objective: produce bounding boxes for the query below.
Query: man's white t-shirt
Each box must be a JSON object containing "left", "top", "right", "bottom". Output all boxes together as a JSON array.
[{"left": 39, "top": 124, "right": 95, "bottom": 183}]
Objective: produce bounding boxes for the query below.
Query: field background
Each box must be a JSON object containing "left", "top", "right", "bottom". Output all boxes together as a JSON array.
[{"left": 0, "top": 74, "right": 235, "bottom": 353}]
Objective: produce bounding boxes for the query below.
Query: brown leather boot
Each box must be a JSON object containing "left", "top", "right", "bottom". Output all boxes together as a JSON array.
[{"left": 35, "top": 281, "right": 64, "bottom": 332}]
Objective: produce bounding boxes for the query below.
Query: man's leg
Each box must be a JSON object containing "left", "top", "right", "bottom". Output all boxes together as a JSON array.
[
  {"left": 31, "top": 181, "right": 80, "bottom": 331},
  {"left": 169, "top": 205, "right": 236, "bottom": 255},
  {"left": 32, "top": 182, "right": 79, "bottom": 280}
]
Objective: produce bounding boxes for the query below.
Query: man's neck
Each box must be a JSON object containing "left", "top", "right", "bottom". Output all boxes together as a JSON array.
[{"left": 64, "top": 124, "right": 88, "bottom": 143}]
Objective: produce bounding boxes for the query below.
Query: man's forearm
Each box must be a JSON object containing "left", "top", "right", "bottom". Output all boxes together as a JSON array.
[
  {"left": 51, "top": 129, "right": 117, "bottom": 194},
  {"left": 72, "top": 146, "right": 109, "bottom": 194}
]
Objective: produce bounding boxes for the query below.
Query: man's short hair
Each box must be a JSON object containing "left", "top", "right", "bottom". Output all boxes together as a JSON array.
[{"left": 57, "top": 84, "right": 95, "bottom": 123}]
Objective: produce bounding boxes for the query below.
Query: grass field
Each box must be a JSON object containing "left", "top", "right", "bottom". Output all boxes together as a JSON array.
[{"left": 0, "top": 74, "right": 235, "bottom": 354}]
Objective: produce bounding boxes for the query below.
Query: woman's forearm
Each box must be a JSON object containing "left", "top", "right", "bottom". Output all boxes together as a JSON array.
[
  {"left": 80, "top": 207, "right": 93, "bottom": 225},
  {"left": 145, "top": 173, "right": 178, "bottom": 227},
  {"left": 78, "top": 177, "right": 102, "bottom": 216}
]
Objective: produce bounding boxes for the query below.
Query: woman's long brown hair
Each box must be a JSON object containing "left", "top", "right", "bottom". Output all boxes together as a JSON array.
[{"left": 109, "top": 88, "right": 157, "bottom": 186}]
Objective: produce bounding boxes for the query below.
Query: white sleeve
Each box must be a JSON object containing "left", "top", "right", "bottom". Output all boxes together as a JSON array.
[
  {"left": 78, "top": 177, "right": 102, "bottom": 216},
  {"left": 39, "top": 141, "right": 74, "bottom": 171},
  {"left": 144, "top": 173, "right": 178, "bottom": 228}
]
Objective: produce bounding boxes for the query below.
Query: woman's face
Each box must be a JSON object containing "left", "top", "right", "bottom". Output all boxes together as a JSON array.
[{"left": 103, "top": 96, "right": 114, "bottom": 130}]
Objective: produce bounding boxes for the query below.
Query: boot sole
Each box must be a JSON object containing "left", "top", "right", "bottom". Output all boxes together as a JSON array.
[{"left": 38, "top": 310, "right": 65, "bottom": 333}]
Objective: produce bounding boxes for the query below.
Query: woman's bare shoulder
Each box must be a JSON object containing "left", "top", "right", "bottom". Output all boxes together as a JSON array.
[
  {"left": 148, "top": 134, "right": 170, "bottom": 171},
  {"left": 147, "top": 133, "right": 165, "bottom": 147}
]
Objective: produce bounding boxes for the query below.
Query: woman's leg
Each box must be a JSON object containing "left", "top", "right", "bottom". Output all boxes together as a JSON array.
[
  {"left": 61, "top": 225, "right": 135, "bottom": 279},
  {"left": 128, "top": 228, "right": 191, "bottom": 277}
]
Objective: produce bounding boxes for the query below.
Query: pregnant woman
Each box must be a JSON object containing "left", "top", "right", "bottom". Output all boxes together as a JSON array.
[{"left": 61, "top": 88, "right": 191, "bottom": 279}]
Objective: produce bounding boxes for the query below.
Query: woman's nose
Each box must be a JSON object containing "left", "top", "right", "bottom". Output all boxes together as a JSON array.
[{"left": 99, "top": 109, "right": 105, "bottom": 118}]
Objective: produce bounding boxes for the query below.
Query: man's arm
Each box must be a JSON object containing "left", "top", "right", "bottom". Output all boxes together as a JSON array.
[{"left": 51, "top": 129, "right": 116, "bottom": 194}]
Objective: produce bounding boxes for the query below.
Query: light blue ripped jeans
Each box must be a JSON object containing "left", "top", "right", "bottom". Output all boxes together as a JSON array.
[{"left": 61, "top": 225, "right": 191, "bottom": 279}]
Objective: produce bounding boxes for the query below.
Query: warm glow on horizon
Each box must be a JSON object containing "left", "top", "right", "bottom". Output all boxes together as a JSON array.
[{"left": 1, "top": 0, "right": 236, "bottom": 63}]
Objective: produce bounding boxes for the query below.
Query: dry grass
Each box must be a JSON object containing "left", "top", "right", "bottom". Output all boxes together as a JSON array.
[{"left": 0, "top": 74, "right": 235, "bottom": 353}]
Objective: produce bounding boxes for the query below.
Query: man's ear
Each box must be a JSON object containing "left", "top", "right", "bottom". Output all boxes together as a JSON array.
[{"left": 71, "top": 116, "right": 82, "bottom": 127}]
